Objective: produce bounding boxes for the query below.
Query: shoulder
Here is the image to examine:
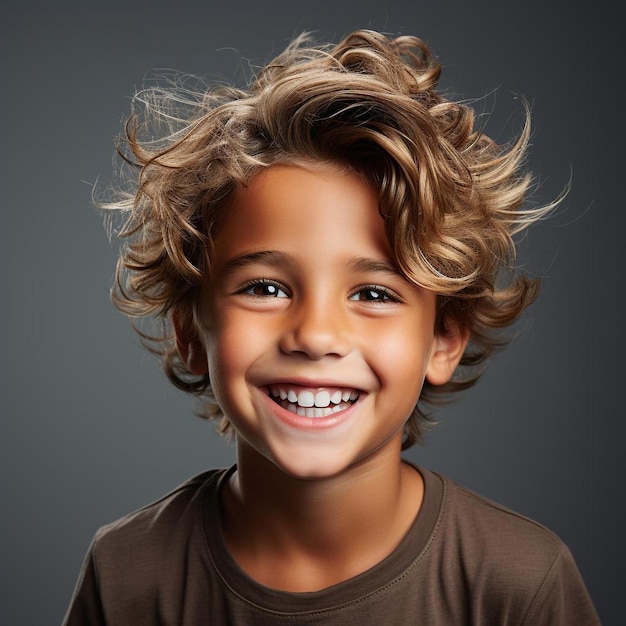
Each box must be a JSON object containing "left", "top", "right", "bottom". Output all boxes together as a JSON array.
[
  {"left": 63, "top": 468, "right": 231, "bottom": 624},
  {"left": 426, "top": 471, "right": 599, "bottom": 624},
  {"left": 443, "top": 476, "right": 565, "bottom": 560},
  {"left": 90, "top": 468, "right": 226, "bottom": 568},
  {"left": 439, "top": 473, "right": 568, "bottom": 582}
]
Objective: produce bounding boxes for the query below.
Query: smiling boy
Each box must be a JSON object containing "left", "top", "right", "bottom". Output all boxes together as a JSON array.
[{"left": 64, "top": 31, "right": 599, "bottom": 624}]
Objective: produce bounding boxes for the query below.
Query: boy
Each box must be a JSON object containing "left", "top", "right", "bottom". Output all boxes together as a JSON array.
[{"left": 64, "top": 30, "right": 599, "bottom": 624}]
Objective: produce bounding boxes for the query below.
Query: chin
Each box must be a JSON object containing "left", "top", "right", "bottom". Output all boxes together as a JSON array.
[
  {"left": 270, "top": 438, "right": 389, "bottom": 482},
  {"left": 268, "top": 447, "right": 360, "bottom": 482}
]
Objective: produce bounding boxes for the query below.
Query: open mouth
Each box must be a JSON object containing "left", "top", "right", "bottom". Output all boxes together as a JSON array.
[{"left": 266, "top": 386, "right": 360, "bottom": 418}]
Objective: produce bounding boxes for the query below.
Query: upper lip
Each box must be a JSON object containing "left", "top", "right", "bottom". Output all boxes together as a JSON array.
[{"left": 260, "top": 378, "right": 365, "bottom": 393}]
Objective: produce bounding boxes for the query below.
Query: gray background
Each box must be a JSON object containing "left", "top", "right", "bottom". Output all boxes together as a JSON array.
[{"left": 1, "top": 1, "right": 620, "bottom": 623}]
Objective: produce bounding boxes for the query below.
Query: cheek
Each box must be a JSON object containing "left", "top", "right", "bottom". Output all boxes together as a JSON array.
[
  {"left": 371, "top": 321, "right": 433, "bottom": 374},
  {"left": 207, "top": 327, "right": 243, "bottom": 387},
  {"left": 366, "top": 321, "right": 434, "bottom": 406},
  {"left": 205, "top": 310, "right": 268, "bottom": 399}
]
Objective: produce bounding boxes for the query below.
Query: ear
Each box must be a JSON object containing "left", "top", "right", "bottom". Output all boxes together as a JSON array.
[
  {"left": 172, "top": 309, "right": 209, "bottom": 375},
  {"left": 425, "top": 322, "right": 469, "bottom": 386}
]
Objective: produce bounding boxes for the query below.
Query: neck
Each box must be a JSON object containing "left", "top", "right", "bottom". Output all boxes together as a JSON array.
[{"left": 220, "top": 438, "right": 423, "bottom": 591}]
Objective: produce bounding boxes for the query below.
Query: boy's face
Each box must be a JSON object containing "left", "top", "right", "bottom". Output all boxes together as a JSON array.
[{"left": 180, "top": 164, "right": 465, "bottom": 480}]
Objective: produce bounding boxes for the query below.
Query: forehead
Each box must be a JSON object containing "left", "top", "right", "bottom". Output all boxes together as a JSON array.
[{"left": 213, "top": 164, "right": 393, "bottom": 263}]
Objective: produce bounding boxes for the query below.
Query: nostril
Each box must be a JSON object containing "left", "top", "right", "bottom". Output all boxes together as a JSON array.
[{"left": 278, "top": 305, "right": 351, "bottom": 360}]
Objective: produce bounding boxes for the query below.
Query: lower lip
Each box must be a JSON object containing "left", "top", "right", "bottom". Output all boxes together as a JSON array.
[{"left": 260, "top": 392, "right": 359, "bottom": 432}]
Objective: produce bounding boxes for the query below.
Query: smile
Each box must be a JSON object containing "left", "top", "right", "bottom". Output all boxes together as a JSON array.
[{"left": 266, "top": 386, "right": 360, "bottom": 418}]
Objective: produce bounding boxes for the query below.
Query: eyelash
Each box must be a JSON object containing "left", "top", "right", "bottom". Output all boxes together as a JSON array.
[
  {"left": 237, "top": 279, "right": 290, "bottom": 298},
  {"left": 236, "top": 280, "right": 401, "bottom": 304},
  {"left": 349, "top": 285, "right": 401, "bottom": 304}
]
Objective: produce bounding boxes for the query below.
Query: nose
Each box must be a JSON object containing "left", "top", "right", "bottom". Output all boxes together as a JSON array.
[{"left": 279, "top": 298, "right": 351, "bottom": 360}]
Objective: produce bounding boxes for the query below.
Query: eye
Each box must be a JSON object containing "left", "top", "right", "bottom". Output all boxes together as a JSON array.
[
  {"left": 238, "top": 279, "right": 289, "bottom": 298},
  {"left": 349, "top": 285, "right": 400, "bottom": 303}
]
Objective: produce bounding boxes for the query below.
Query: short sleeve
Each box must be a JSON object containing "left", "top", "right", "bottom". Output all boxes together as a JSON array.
[
  {"left": 62, "top": 540, "right": 105, "bottom": 626},
  {"left": 522, "top": 545, "right": 600, "bottom": 626}
]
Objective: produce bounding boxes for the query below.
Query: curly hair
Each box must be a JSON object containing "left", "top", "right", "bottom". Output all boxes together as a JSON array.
[{"left": 106, "top": 29, "right": 554, "bottom": 448}]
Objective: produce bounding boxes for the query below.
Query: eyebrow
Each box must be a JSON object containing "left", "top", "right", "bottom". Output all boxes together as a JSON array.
[
  {"left": 221, "top": 250, "right": 295, "bottom": 277},
  {"left": 349, "top": 257, "right": 403, "bottom": 277},
  {"left": 221, "top": 251, "right": 402, "bottom": 278}
]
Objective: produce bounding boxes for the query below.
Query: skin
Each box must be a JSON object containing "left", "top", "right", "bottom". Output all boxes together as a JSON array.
[{"left": 175, "top": 164, "right": 467, "bottom": 591}]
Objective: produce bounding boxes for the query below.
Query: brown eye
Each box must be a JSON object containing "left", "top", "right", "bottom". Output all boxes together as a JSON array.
[
  {"left": 349, "top": 286, "right": 398, "bottom": 302},
  {"left": 240, "top": 280, "right": 289, "bottom": 298},
  {"left": 362, "top": 289, "right": 387, "bottom": 301}
]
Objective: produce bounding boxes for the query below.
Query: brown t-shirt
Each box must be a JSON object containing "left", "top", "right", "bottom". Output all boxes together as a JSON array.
[{"left": 63, "top": 466, "right": 599, "bottom": 625}]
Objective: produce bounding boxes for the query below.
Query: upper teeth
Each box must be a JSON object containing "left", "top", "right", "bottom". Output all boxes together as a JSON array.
[{"left": 271, "top": 387, "right": 358, "bottom": 408}]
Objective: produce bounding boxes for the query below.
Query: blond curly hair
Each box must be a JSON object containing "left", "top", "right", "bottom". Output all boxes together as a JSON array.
[{"left": 106, "top": 30, "right": 554, "bottom": 447}]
